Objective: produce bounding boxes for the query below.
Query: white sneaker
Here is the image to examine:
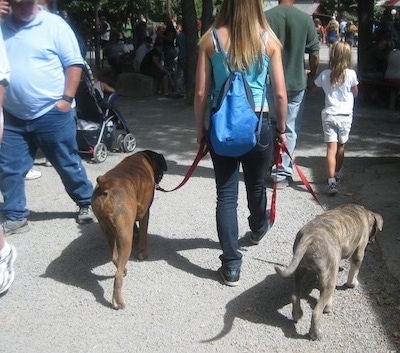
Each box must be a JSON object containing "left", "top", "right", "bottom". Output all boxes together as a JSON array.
[
  {"left": 25, "top": 169, "right": 42, "bottom": 180},
  {"left": 0, "top": 244, "right": 17, "bottom": 294}
]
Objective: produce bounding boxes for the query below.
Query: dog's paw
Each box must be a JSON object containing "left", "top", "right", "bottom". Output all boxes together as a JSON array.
[
  {"left": 112, "top": 296, "right": 126, "bottom": 310},
  {"left": 292, "top": 308, "right": 303, "bottom": 323},
  {"left": 323, "top": 305, "right": 332, "bottom": 314},
  {"left": 346, "top": 279, "right": 359, "bottom": 288},
  {"left": 309, "top": 328, "right": 323, "bottom": 341}
]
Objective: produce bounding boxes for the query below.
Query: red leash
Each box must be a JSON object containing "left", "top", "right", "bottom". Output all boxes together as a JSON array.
[
  {"left": 156, "top": 140, "right": 209, "bottom": 192},
  {"left": 269, "top": 140, "right": 326, "bottom": 224}
]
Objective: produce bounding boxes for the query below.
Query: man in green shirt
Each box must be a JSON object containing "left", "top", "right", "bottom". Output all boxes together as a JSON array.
[{"left": 266, "top": 0, "right": 320, "bottom": 188}]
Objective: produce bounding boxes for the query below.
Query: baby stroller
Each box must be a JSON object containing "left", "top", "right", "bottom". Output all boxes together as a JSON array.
[{"left": 75, "top": 62, "right": 136, "bottom": 163}]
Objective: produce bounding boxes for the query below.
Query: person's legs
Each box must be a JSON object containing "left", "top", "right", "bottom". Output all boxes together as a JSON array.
[
  {"left": 34, "top": 108, "right": 93, "bottom": 207},
  {"left": 326, "top": 142, "right": 338, "bottom": 179},
  {"left": 335, "top": 114, "right": 352, "bottom": 176},
  {"left": 277, "top": 90, "right": 306, "bottom": 180},
  {"left": 336, "top": 143, "right": 345, "bottom": 174},
  {"left": 0, "top": 111, "right": 35, "bottom": 222},
  {"left": 209, "top": 149, "right": 242, "bottom": 271},
  {"left": 174, "top": 58, "right": 186, "bottom": 94},
  {"left": 268, "top": 89, "right": 306, "bottom": 183},
  {"left": 321, "top": 112, "right": 339, "bottom": 195},
  {"left": 241, "top": 116, "right": 273, "bottom": 236}
]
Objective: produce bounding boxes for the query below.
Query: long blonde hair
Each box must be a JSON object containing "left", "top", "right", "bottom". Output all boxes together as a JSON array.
[
  {"left": 329, "top": 41, "right": 353, "bottom": 87},
  {"left": 199, "top": 0, "right": 281, "bottom": 72}
]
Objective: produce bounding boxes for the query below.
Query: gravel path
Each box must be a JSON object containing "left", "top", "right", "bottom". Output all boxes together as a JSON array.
[{"left": 2, "top": 46, "right": 399, "bottom": 352}]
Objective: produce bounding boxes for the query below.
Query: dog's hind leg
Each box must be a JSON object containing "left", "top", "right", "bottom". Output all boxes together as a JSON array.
[
  {"left": 112, "top": 227, "right": 134, "bottom": 310},
  {"left": 309, "top": 269, "right": 337, "bottom": 340},
  {"left": 137, "top": 211, "right": 149, "bottom": 261},
  {"left": 292, "top": 265, "right": 306, "bottom": 322},
  {"left": 346, "top": 247, "right": 365, "bottom": 288}
]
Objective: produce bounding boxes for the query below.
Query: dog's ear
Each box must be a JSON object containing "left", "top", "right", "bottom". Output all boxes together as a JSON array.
[
  {"left": 158, "top": 154, "right": 167, "bottom": 172},
  {"left": 373, "top": 212, "right": 383, "bottom": 232}
]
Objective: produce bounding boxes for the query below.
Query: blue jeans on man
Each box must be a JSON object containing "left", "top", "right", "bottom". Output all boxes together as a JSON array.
[
  {"left": 208, "top": 116, "right": 273, "bottom": 270},
  {"left": 268, "top": 88, "right": 306, "bottom": 182},
  {"left": 0, "top": 107, "right": 93, "bottom": 221}
]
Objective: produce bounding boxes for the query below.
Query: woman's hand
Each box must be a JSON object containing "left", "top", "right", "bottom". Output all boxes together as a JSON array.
[
  {"left": 197, "top": 130, "right": 206, "bottom": 145},
  {"left": 275, "top": 131, "right": 287, "bottom": 144}
]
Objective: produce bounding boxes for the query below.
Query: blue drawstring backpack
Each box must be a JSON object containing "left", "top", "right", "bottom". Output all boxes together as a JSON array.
[{"left": 209, "top": 29, "right": 266, "bottom": 158}]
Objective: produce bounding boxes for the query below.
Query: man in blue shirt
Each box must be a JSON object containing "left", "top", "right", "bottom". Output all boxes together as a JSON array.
[{"left": 0, "top": 0, "right": 95, "bottom": 235}]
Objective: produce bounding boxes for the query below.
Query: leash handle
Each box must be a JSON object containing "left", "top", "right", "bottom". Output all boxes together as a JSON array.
[{"left": 156, "top": 140, "right": 209, "bottom": 193}]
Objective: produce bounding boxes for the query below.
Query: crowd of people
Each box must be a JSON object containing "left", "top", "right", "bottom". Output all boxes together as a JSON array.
[
  {"left": 314, "top": 16, "right": 359, "bottom": 48},
  {"left": 97, "top": 13, "right": 186, "bottom": 97}
]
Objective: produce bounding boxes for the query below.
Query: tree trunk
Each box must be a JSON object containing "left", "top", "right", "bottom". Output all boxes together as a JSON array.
[
  {"left": 358, "top": 0, "right": 374, "bottom": 75},
  {"left": 181, "top": 0, "right": 199, "bottom": 105},
  {"left": 201, "top": 0, "right": 213, "bottom": 35}
]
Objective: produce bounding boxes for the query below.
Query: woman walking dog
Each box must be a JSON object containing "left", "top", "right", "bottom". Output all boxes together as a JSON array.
[{"left": 194, "top": 0, "right": 287, "bottom": 286}]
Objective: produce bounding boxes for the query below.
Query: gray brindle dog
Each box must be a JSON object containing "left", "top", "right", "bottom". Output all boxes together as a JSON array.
[{"left": 275, "top": 204, "right": 383, "bottom": 340}]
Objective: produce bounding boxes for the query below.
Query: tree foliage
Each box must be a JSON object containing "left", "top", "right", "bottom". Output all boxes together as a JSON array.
[{"left": 65, "top": 0, "right": 204, "bottom": 24}]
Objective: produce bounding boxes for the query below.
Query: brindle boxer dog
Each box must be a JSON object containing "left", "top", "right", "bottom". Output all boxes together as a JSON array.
[
  {"left": 275, "top": 204, "right": 383, "bottom": 340},
  {"left": 92, "top": 150, "right": 167, "bottom": 309}
]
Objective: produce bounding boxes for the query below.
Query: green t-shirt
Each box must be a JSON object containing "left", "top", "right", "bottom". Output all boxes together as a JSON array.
[{"left": 265, "top": 5, "right": 320, "bottom": 91}]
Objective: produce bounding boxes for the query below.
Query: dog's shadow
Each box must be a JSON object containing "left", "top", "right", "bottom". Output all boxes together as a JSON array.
[
  {"left": 203, "top": 271, "right": 319, "bottom": 342},
  {"left": 41, "top": 223, "right": 220, "bottom": 308}
]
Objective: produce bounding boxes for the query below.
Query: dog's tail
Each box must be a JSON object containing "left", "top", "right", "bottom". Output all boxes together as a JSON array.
[
  {"left": 274, "top": 235, "right": 310, "bottom": 278},
  {"left": 96, "top": 176, "right": 112, "bottom": 192}
]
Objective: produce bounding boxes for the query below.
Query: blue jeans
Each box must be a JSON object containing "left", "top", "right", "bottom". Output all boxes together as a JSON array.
[
  {"left": 174, "top": 58, "right": 186, "bottom": 94},
  {"left": 267, "top": 88, "right": 306, "bottom": 180},
  {"left": 0, "top": 108, "right": 93, "bottom": 221},
  {"left": 208, "top": 116, "right": 273, "bottom": 270}
]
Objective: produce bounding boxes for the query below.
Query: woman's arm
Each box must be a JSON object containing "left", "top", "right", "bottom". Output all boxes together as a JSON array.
[
  {"left": 194, "top": 34, "right": 212, "bottom": 144},
  {"left": 268, "top": 36, "right": 288, "bottom": 143}
]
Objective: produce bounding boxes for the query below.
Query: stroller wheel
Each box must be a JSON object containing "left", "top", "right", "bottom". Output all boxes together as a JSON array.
[
  {"left": 93, "top": 143, "right": 108, "bottom": 163},
  {"left": 123, "top": 133, "right": 137, "bottom": 153}
]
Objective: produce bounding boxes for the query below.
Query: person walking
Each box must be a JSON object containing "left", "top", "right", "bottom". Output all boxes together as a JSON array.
[
  {"left": 194, "top": 0, "right": 287, "bottom": 286},
  {"left": 0, "top": 0, "right": 95, "bottom": 236},
  {"left": 327, "top": 17, "right": 340, "bottom": 48},
  {"left": 312, "top": 41, "right": 358, "bottom": 195},
  {"left": 100, "top": 16, "right": 111, "bottom": 49},
  {"left": 0, "top": 0, "right": 17, "bottom": 295},
  {"left": 265, "top": 0, "right": 320, "bottom": 188}
]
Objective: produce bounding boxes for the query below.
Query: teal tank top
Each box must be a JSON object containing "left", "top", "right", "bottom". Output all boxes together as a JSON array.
[{"left": 210, "top": 31, "right": 270, "bottom": 109}]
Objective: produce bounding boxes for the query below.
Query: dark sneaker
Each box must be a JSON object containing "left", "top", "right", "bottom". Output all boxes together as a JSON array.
[
  {"left": 77, "top": 205, "right": 95, "bottom": 224},
  {"left": 327, "top": 182, "right": 339, "bottom": 196},
  {"left": 218, "top": 267, "right": 240, "bottom": 287},
  {"left": 335, "top": 168, "right": 344, "bottom": 183},
  {"left": 2, "top": 218, "right": 30, "bottom": 236},
  {"left": 250, "top": 221, "right": 273, "bottom": 245},
  {"left": 0, "top": 244, "right": 17, "bottom": 294}
]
